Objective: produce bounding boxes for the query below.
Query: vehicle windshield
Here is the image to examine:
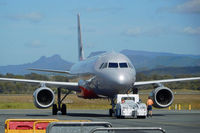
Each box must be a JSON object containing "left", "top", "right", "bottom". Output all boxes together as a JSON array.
[{"left": 121, "top": 97, "right": 135, "bottom": 104}]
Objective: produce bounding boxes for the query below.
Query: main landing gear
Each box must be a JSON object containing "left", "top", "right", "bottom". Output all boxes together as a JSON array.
[{"left": 52, "top": 87, "right": 71, "bottom": 115}]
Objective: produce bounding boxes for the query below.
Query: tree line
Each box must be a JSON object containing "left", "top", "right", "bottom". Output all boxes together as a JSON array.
[{"left": 0, "top": 73, "right": 199, "bottom": 94}]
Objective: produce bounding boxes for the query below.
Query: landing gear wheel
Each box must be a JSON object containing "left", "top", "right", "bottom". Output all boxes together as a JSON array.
[
  {"left": 52, "top": 104, "right": 58, "bottom": 115},
  {"left": 61, "top": 104, "right": 67, "bottom": 115},
  {"left": 109, "top": 109, "right": 113, "bottom": 117},
  {"left": 133, "top": 88, "right": 138, "bottom": 94}
]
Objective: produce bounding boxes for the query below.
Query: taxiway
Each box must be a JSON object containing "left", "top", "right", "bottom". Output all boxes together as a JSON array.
[{"left": 0, "top": 109, "right": 200, "bottom": 133}]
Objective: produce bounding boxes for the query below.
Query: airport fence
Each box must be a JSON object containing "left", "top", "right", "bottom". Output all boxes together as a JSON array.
[{"left": 90, "top": 127, "right": 166, "bottom": 133}]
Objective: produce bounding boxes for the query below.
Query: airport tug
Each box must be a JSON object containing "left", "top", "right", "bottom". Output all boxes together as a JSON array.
[{"left": 115, "top": 94, "right": 147, "bottom": 118}]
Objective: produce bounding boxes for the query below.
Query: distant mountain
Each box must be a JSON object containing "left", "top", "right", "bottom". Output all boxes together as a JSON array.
[
  {"left": 1, "top": 50, "right": 200, "bottom": 75},
  {"left": 0, "top": 55, "right": 73, "bottom": 75},
  {"left": 88, "top": 50, "right": 200, "bottom": 70},
  {"left": 140, "top": 66, "right": 200, "bottom": 76},
  {"left": 87, "top": 51, "right": 106, "bottom": 58}
]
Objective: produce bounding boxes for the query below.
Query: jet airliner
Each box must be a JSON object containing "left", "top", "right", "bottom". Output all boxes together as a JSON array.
[{"left": 0, "top": 14, "right": 200, "bottom": 116}]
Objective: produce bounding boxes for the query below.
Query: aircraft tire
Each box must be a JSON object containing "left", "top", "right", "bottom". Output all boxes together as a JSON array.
[
  {"left": 109, "top": 109, "right": 113, "bottom": 117},
  {"left": 61, "top": 104, "right": 67, "bottom": 115},
  {"left": 52, "top": 104, "right": 58, "bottom": 115},
  {"left": 137, "top": 116, "right": 146, "bottom": 119},
  {"left": 133, "top": 88, "right": 138, "bottom": 94}
]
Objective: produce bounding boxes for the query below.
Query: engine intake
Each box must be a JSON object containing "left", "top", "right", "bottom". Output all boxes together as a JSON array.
[
  {"left": 33, "top": 86, "right": 55, "bottom": 108},
  {"left": 150, "top": 86, "right": 174, "bottom": 108}
]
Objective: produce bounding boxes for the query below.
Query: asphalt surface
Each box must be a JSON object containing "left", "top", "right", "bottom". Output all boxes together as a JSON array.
[{"left": 0, "top": 109, "right": 200, "bottom": 133}]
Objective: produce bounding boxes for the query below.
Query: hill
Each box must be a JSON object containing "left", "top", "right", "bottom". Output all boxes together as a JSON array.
[
  {"left": 0, "top": 50, "right": 200, "bottom": 75},
  {"left": 0, "top": 55, "right": 73, "bottom": 75},
  {"left": 139, "top": 66, "right": 200, "bottom": 76}
]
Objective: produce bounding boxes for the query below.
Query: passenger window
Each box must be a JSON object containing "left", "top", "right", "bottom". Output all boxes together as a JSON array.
[
  {"left": 119, "top": 63, "right": 128, "bottom": 68},
  {"left": 109, "top": 63, "right": 118, "bottom": 68}
]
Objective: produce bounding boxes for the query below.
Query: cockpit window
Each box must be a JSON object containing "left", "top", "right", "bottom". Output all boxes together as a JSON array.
[
  {"left": 128, "top": 63, "right": 133, "bottom": 68},
  {"left": 99, "top": 63, "right": 104, "bottom": 69},
  {"left": 102, "top": 63, "right": 107, "bottom": 69},
  {"left": 99, "top": 63, "right": 107, "bottom": 69},
  {"left": 109, "top": 63, "right": 118, "bottom": 68},
  {"left": 119, "top": 62, "right": 128, "bottom": 68}
]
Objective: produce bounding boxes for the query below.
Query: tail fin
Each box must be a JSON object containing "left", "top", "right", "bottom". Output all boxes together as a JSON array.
[{"left": 77, "top": 13, "right": 84, "bottom": 61}]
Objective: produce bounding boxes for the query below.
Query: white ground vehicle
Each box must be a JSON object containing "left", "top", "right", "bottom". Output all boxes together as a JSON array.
[{"left": 115, "top": 94, "right": 147, "bottom": 118}]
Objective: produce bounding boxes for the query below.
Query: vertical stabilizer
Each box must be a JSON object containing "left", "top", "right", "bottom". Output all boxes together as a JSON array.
[{"left": 77, "top": 13, "right": 84, "bottom": 61}]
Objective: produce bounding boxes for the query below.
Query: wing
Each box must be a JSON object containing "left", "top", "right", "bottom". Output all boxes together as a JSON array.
[
  {"left": 28, "top": 68, "right": 79, "bottom": 79},
  {"left": 0, "top": 77, "right": 80, "bottom": 92},
  {"left": 134, "top": 77, "right": 200, "bottom": 86},
  {"left": 28, "top": 68, "right": 71, "bottom": 74}
]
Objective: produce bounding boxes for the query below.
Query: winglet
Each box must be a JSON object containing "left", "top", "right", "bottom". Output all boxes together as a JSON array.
[{"left": 77, "top": 13, "right": 84, "bottom": 61}]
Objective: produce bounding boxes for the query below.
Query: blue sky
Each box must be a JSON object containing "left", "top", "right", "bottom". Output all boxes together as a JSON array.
[{"left": 0, "top": 0, "right": 200, "bottom": 65}]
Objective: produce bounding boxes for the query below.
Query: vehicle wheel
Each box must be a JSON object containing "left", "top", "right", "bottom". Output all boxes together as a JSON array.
[
  {"left": 137, "top": 116, "right": 146, "bottom": 119},
  {"left": 61, "top": 104, "right": 67, "bottom": 115},
  {"left": 109, "top": 109, "right": 113, "bottom": 117},
  {"left": 52, "top": 104, "right": 57, "bottom": 115}
]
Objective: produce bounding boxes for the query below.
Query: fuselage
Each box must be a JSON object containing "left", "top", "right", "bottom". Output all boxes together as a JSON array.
[{"left": 70, "top": 52, "right": 136, "bottom": 98}]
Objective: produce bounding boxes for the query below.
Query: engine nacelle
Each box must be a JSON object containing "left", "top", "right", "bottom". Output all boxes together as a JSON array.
[
  {"left": 150, "top": 86, "right": 174, "bottom": 108},
  {"left": 33, "top": 86, "right": 55, "bottom": 109}
]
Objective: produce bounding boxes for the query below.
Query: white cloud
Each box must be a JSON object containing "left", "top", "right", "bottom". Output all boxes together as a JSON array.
[
  {"left": 175, "top": 0, "right": 200, "bottom": 13},
  {"left": 161, "top": 0, "right": 200, "bottom": 14},
  {"left": 183, "top": 26, "right": 200, "bottom": 35},
  {"left": 6, "top": 12, "right": 44, "bottom": 22},
  {"left": 158, "top": 0, "right": 200, "bottom": 14}
]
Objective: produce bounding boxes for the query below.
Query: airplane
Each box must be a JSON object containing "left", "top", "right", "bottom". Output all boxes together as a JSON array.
[{"left": 0, "top": 14, "right": 200, "bottom": 116}]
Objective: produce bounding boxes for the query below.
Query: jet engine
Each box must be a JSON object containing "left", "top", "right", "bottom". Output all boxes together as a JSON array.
[
  {"left": 150, "top": 86, "right": 174, "bottom": 108},
  {"left": 33, "top": 86, "right": 55, "bottom": 108}
]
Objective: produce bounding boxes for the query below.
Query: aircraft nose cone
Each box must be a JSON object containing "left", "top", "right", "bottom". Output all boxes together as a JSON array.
[
  {"left": 114, "top": 73, "right": 134, "bottom": 86},
  {"left": 106, "top": 70, "right": 135, "bottom": 87},
  {"left": 107, "top": 72, "right": 135, "bottom": 94}
]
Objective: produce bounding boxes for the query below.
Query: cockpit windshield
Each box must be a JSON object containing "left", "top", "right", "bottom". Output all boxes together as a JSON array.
[
  {"left": 109, "top": 63, "right": 118, "bottom": 68},
  {"left": 99, "top": 62, "right": 130, "bottom": 69},
  {"left": 119, "top": 62, "right": 128, "bottom": 68}
]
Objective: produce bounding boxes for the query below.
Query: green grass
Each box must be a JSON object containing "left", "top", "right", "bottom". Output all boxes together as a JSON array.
[
  {"left": 0, "top": 92, "right": 200, "bottom": 110},
  {"left": 0, "top": 102, "right": 36, "bottom": 109}
]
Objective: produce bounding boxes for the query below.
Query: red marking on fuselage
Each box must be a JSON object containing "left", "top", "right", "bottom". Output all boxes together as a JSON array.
[{"left": 79, "top": 86, "right": 99, "bottom": 99}]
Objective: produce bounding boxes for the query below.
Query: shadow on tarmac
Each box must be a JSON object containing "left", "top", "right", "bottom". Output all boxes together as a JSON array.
[
  {"left": 26, "top": 114, "right": 50, "bottom": 117},
  {"left": 67, "top": 113, "right": 108, "bottom": 117}
]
